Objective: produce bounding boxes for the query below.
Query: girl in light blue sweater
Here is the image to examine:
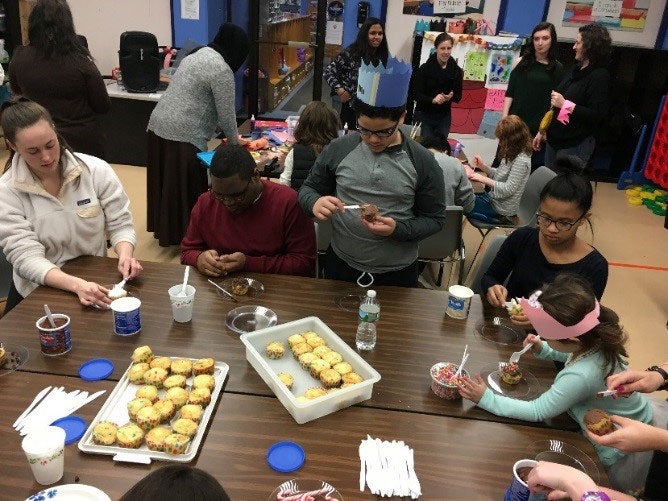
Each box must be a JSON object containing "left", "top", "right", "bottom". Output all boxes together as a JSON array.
[{"left": 459, "top": 274, "right": 661, "bottom": 494}]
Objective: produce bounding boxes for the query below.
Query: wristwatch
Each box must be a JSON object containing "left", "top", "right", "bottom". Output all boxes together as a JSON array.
[
  {"left": 646, "top": 365, "right": 668, "bottom": 390},
  {"left": 582, "top": 492, "right": 611, "bottom": 501}
]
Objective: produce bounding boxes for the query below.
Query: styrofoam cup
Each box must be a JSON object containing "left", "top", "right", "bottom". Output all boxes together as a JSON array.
[
  {"left": 445, "top": 285, "right": 474, "bottom": 319},
  {"left": 169, "top": 284, "right": 196, "bottom": 323},
  {"left": 21, "top": 426, "right": 66, "bottom": 485}
]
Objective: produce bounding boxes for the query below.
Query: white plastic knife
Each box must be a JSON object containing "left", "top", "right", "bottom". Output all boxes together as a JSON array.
[{"left": 13, "top": 386, "right": 52, "bottom": 428}]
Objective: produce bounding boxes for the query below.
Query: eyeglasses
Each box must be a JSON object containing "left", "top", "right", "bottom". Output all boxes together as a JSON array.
[
  {"left": 536, "top": 212, "right": 586, "bottom": 231},
  {"left": 212, "top": 177, "right": 252, "bottom": 203},
  {"left": 356, "top": 121, "right": 399, "bottom": 138}
]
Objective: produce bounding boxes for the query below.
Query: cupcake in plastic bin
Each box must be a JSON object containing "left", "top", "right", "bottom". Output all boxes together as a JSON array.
[{"left": 430, "top": 362, "right": 468, "bottom": 400}]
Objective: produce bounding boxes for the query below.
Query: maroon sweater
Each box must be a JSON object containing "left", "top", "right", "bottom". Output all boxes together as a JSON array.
[{"left": 181, "top": 180, "right": 316, "bottom": 277}]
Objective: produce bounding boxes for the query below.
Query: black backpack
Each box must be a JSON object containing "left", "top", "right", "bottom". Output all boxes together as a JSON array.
[{"left": 118, "top": 31, "right": 161, "bottom": 93}]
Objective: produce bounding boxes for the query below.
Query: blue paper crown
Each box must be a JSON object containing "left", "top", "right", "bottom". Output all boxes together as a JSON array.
[{"left": 357, "top": 56, "right": 412, "bottom": 108}]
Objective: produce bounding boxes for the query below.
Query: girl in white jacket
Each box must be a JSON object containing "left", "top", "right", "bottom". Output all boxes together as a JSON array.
[{"left": 0, "top": 98, "right": 142, "bottom": 312}]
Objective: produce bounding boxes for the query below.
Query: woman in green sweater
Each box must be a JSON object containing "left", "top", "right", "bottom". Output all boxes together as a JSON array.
[
  {"left": 503, "top": 22, "right": 564, "bottom": 170},
  {"left": 458, "top": 274, "right": 659, "bottom": 493}
]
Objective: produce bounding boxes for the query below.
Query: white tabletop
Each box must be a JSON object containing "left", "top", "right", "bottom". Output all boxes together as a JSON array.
[{"left": 105, "top": 80, "right": 163, "bottom": 102}]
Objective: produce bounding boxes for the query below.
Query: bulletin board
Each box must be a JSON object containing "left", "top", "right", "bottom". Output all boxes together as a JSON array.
[
  {"left": 546, "top": 0, "right": 667, "bottom": 48},
  {"left": 417, "top": 32, "right": 523, "bottom": 135}
]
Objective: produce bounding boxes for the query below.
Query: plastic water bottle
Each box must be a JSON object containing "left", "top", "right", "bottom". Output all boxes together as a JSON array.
[
  {"left": 250, "top": 114, "right": 255, "bottom": 132},
  {"left": 356, "top": 290, "right": 380, "bottom": 351}
]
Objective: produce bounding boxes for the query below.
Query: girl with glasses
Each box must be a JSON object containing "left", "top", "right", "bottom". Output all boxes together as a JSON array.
[{"left": 481, "top": 156, "right": 608, "bottom": 325}]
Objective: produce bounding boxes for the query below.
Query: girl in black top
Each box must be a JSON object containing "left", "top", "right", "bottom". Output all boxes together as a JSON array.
[
  {"left": 481, "top": 157, "right": 608, "bottom": 326},
  {"left": 279, "top": 101, "right": 340, "bottom": 190},
  {"left": 412, "top": 32, "right": 463, "bottom": 140}
]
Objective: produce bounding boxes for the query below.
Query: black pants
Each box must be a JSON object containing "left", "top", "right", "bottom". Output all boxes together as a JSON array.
[
  {"left": 324, "top": 246, "right": 419, "bottom": 288},
  {"left": 4, "top": 281, "right": 24, "bottom": 315}
]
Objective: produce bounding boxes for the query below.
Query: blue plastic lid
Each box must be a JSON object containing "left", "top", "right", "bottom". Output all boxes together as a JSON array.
[
  {"left": 266, "top": 441, "right": 305, "bottom": 473},
  {"left": 51, "top": 415, "right": 86, "bottom": 445},
  {"left": 78, "top": 358, "right": 114, "bottom": 381}
]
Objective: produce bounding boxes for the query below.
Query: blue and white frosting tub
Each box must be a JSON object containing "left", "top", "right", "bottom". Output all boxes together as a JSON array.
[{"left": 110, "top": 297, "right": 142, "bottom": 336}]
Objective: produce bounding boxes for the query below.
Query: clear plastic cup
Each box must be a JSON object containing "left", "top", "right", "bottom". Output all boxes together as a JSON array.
[
  {"left": 168, "top": 284, "right": 196, "bottom": 323},
  {"left": 21, "top": 426, "right": 66, "bottom": 485}
]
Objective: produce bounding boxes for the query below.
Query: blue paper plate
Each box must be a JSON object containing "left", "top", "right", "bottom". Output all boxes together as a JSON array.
[
  {"left": 78, "top": 358, "right": 114, "bottom": 381},
  {"left": 267, "top": 441, "right": 305, "bottom": 473},
  {"left": 51, "top": 415, "right": 86, "bottom": 445}
]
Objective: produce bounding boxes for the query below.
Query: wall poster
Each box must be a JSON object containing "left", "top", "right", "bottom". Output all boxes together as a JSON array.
[
  {"left": 561, "top": 0, "right": 649, "bottom": 32},
  {"left": 402, "top": 0, "right": 486, "bottom": 16}
]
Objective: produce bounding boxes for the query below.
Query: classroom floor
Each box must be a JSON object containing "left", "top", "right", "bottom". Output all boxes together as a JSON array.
[{"left": 1, "top": 143, "right": 666, "bottom": 376}]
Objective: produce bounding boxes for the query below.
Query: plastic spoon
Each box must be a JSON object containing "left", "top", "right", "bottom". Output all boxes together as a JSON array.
[
  {"left": 177, "top": 266, "right": 190, "bottom": 297},
  {"left": 109, "top": 278, "right": 127, "bottom": 297},
  {"left": 343, "top": 205, "right": 361, "bottom": 210},
  {"left": 43, "top": 304, "right": 56, "bottom": 328}
]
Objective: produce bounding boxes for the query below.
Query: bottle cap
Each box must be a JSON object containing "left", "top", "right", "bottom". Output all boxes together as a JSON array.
[{"left": 367, "top": 290, "right": 376, "bottom": 298}]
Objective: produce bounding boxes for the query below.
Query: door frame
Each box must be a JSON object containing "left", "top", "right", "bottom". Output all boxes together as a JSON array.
[{"left": 247, "top": 0, "right": 327, "bottom": 118}]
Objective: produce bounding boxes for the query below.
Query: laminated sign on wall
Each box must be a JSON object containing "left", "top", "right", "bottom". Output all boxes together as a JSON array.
[{"left": 433, "top": 0, "right": 467, "bottom": 14}]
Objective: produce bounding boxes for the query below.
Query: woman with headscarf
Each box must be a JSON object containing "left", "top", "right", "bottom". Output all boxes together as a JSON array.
[{"left": 147, "top": 23, "right": 250, "bottom": 247}]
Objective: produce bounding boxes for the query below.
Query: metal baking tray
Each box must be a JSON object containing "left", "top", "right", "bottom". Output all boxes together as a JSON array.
[
  {"left": 78, "top": 358, "right": 229, "bottom": 464},
  {"left": 240, "top": 316, "right": 381, "bottom": 424}
]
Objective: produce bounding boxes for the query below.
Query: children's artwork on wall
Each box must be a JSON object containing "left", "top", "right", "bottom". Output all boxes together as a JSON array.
[
  {"left": 477, "top": 109, "right": 502, "bottom": 139},
  {"left": 463, "top": 51, "right": 488, "bottom": 82},
  {"left": 562, "top": 0, "right": 648, "bottom": 32},
  {"left": 488, "top": 51, "right": 513, "bottom": 84},
  {"left": 484, "top": 88, "right": 505, "bottom": 111},
  {"left": 403, "top": 0, "right": 485, "bottom": 16}
]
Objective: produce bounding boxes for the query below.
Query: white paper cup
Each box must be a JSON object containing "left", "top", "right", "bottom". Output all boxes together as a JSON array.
[
  {"left": 445, "top": 285, "right": 474, "bottom": 319},
  {"left": 21, "top": 426, "right": 66, "bottom": 485},
  {"left": 169, "top": 284, "right": 196, "bottom": 323}
]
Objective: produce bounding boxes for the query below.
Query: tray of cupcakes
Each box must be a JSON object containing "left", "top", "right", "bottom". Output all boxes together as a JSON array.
[
  {"left": 78, "top": 346, "right": 228, "bottom": 463},
  {"left": 240, "top": 316, "right": 381, "bottom": 424}
]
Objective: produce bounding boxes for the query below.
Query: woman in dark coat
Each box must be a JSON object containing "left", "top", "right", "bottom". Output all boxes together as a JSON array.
[
  {"left": 533, "top": 23, "right": 612, "bottom": 171},
  {"left": 411, "top": 32, "right": 463, "bottom": 140},
  {"left": 9, "top": 0, "right": 110, "bottom": 158}
]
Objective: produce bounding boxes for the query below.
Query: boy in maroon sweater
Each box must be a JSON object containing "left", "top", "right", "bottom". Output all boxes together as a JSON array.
[{"left": 181, "top": 144, "right": 316, "bottom": 277}]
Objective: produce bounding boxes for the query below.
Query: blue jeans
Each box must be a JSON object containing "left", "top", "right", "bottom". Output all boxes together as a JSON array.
[
  {"left": 413, "top": 111, "right": 452, "bottom": 140},
  {"left": 468, "top": 192, "right": 503, "bottom": 223},
  {"left": 544, "top": 136, "right": 595, "bottom": 172}
]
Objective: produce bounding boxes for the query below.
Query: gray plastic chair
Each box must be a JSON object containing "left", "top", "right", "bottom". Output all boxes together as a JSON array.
[
  {"left": 467, "top": 234, "right": 508, "bottom": 294},
  {"left": 418, "top": 206, "right": 465, "bottom": 286},
  {"left": 0, "top": 249, "right": 12, "bottom": 299},
  {"left": 466, "top": 166, "right": 557, "bottom": 263}
]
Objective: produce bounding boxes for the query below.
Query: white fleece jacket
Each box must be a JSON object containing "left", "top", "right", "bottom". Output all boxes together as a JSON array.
[{"left": 0, "top": 150, "right": 137, "bottom": 297}]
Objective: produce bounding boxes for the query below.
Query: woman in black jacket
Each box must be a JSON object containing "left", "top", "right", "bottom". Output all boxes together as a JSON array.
[
  {"left": 533, "top": 23, "right": 612, "bottom": 171},
  {"left": 412, "top": 32, "right": 463, "bottom": 140}
]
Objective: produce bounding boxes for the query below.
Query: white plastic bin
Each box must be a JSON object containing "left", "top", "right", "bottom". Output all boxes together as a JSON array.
[{"left": 240, "top": 317, "right": 381, "bottom": 424}]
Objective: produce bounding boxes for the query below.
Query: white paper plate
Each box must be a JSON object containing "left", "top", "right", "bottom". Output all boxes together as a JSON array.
[{"left": 26, "top": 484, "right": 111, "bottom": 500}]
